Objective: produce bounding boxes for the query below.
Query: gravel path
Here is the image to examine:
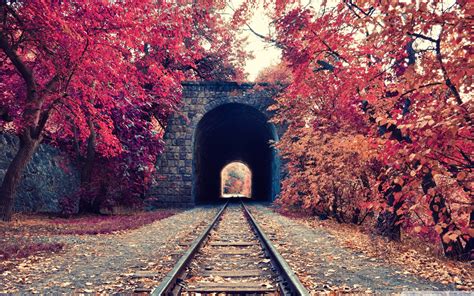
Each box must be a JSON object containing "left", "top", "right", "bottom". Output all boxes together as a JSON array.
[
  {"left": 0, "top": 206, "right": 220, "bottom": 293},
  {"left": 249, "top": 204, "right": 455, "bottom": 294}
]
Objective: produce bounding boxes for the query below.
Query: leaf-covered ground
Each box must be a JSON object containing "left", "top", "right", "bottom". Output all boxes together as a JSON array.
[
  {"left": 0, "top": 207, "right": 219, "bottom": 293},
  {"left": 250, "top": 204, "right": 473, "bottom": 293},
  {"left": 1, "top": 205, "right": 472, "bottom": 294},
  {"left": 0, "top": 209, "right": 178, "bottom": 271}
]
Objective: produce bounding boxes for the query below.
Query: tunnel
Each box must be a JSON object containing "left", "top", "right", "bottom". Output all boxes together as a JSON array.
[{"left": 193, "top": 103, "right": 279, "bottom": 204}]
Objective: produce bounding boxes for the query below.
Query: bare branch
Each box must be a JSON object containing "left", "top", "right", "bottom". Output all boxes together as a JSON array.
[
  {"left": 245, "top": 24, "right": 284, "bottom": 49},
  {"left": 399, "top": 82, "right": 443, "bottom": 99},
  {"left": 408, "top": 32, "right": 438, "bottom": 44}
]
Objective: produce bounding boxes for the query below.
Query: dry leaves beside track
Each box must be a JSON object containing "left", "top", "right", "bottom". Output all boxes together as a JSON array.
[
  {"left": 250, "top": 205, "right": 472, "bottom": 294},
  {"left": 0, "top": 207, "right": 219, "bottom": 293}
]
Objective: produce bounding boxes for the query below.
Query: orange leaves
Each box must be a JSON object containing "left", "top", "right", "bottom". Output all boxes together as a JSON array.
[
  {"left": 456, "top": 172, "right": 467, "bottom": 181},
  {"left": 268, "top": 0, "right": 472, "bottom": 259},
  {"left": 255, "top": 62, "right": 292, "bottom": 84},
  {"left": 393, "top": 177, "right": 404, "bottom": 186},
  {"left": 442, "top": 230, "right": 462, "bottom": 244}
]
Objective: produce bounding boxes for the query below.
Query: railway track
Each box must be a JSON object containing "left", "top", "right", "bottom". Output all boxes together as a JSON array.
[{"left": 151, "top": 201, "right": 309, "bottom": 296}]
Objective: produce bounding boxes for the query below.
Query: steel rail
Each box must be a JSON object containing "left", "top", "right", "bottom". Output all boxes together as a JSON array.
[
  {"left": 151, "top": 202, "right": 228, "bottom": 296},
  {"left": 241, "top": 201, "right": 310, "bottom": 296}
]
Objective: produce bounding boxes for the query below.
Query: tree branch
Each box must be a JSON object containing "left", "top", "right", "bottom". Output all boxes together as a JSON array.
[
  {"left": 434, "top": 27, "right": 463, "bottom": 106},
  {"left": 0, "top": 31, "right": 36, "bottom": 101},
  {"left": 245, "top": 24, "right": 284, "bottom": 49},
  {"left": 399, "top": 82, "right": 442, "bottom": 98},
  {"left": 408, "top": 32, "right": 437, "bottom": 43},
  {"left": 310, "top": 30, "right": 349, "bottom": 64},
  {"left": 33, "top": 95, "right": 64, "bottom": 138}
]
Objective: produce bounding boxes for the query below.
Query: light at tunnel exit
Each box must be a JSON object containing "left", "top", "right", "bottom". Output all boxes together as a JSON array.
[
  {"left": 221, "top": 161, "right": 252, "bottom": 198},
  {"left": 192, "top": 103, "right": 279, "bottom": 203}
]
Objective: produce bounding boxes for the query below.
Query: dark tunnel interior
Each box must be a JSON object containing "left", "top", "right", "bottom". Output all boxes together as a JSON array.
[{"left": 193, "top": 103, "right": 277, "bottom": 203}]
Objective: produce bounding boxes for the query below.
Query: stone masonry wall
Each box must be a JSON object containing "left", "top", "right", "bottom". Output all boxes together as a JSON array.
[
  {"left": 0, "top": 133, "right": 80, "bottom": 213},
  {"left": 148, "top": 81, "right": 280, "bottom": 206}
]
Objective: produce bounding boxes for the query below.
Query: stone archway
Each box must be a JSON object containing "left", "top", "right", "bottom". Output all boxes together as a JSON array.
[
  {"left": 193, "top": 103, "right": 275, "bottom": 203},
  {"left": 148, "top": 81, "right": 282, "bottom": 206}
]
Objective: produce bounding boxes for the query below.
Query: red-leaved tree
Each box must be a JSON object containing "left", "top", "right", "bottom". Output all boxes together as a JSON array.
[
  {"left": 250, "top": 0, "right": 472, "bottom": 260},
  {"left": 0, "top": 1, "right": 245, "bottom": 220}
]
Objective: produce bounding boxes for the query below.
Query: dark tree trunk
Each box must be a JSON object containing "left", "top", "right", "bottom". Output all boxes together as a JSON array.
[
  {"left": 429, "top": 193, "right": 466, "bottom": 259},
  {"left": 422, "top": 171, "right": 470, "bottom": 260},
  {"left": 376, "top": 183, "right": 403, "bottom": 241},
  {"left": 467, "top": 211, "right": 474, "bottom": 261},
  {"left": 79, "top": 118, "right": 98, "bottom": 213},
  {"left": 0, "top": 132, "right": 41, "bottom": 221},
  {"left": 376, "top": 209, "right": 401, "bottom": 241},
  {"left": 0, "top": 17, "right": 57, "bottom": 221},
  {"left": 351, "top": 208, "right": 360, "bottom": 224},
  {"left": 331, "top": 184, "right": 343, "bottom": 223},
  {"left": 80, "top": 118, "right": 96, "bottom": 185}
]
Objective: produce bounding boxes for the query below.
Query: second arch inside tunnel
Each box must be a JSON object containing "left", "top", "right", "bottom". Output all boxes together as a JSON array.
[{"left": 193, "top": 103, "right": 279, "bottom": 203}]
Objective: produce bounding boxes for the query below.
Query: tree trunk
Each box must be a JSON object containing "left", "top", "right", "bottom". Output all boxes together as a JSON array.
[
  {"left": 331, "top": 183, "right": 343, "bottom": 223},
  {"left": 0, "top": 17, "right": 54, "bottom": 221},
  {"left": 422, "top": 171, "right": 470, "bottom": 260},
  {"left": 376, "top": 183, "right": 403, "bottom": 241},
  {"left": 80, "top": 118, "right": 96, "bottom": 185},
  {"left": 0, "top": 131, "right": 41, "bottom": 221},
  {"left": 351, "top": 208, "right": 360, "bottom": 224},
  {"left": 467, "top": 211, "right": 474, "bottom": 261},
  {"left": 429, "top": 193, "right": 468, "bottom": 259},
  {"left": 79, "top": 118, "right": 98, "bottom": 213},
  {"left": 376, "top": 209, "right": 401, "bottom": 241}
]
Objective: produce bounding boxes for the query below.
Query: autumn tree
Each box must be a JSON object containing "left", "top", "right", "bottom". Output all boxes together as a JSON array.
[
  {"left": 255, "top": 62, "right": 292, "bottom": 85},
  {"left": 0, "top": 1, "right": 245, "bottom": 220},
  {"left": 247, "top": 0, "right": 472, "bottom": 260}
]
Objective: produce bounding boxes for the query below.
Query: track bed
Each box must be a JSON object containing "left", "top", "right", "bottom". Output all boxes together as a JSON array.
[{"left": 152, "top": 201, "right": 308, "bottom": 296}]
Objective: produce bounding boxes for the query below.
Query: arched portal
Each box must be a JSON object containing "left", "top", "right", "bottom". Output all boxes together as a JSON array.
[
  {"left": 221, "top": 161, "right": 252, "bottom": 198},
  {"left": 193, "top": 103, "right": 277, "bottom": 203},
  {"left": 149, "top": 81, "right": 282, "bottom": 207}
]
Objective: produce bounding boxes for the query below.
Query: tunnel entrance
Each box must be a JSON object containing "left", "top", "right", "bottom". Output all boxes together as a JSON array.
[{"left": 193, "top": 103, "right": 278, "bottom": 204}]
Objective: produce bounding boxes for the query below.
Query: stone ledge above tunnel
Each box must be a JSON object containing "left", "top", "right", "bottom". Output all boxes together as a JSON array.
[{"left": 148, "top": 81, "right": 284, "bottom": 207}]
